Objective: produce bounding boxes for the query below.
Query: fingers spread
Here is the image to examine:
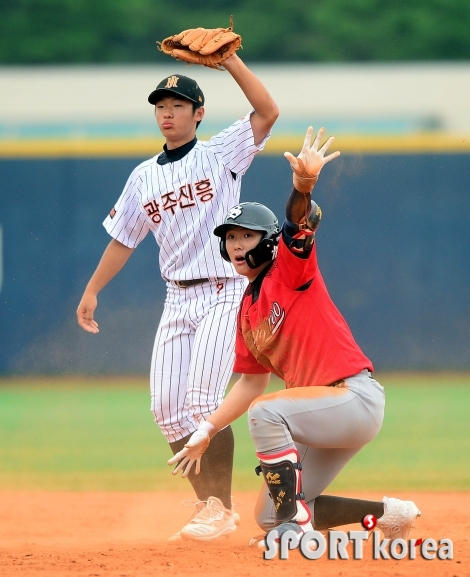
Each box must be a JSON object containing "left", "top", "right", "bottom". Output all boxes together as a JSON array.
[
  {"left": 312, "top": 127, "right": 326, "bottom": 151},
  {"left": 284, "top": 151, "right": 299, "bottom": 170},
  {"left": 302, "top": 126, "right": 314, "bottom": 151},
  {"left": 318, "top": 135, "right": 334, "bottom": 154},
  {"left": 182, "top": 458, "right": 196, "bottom": 478},
  {"left": 286, "top": 126, "right": 340, "bottom": 185},
  {"left": 168, "top": 448, "right": 188, "bottom": 466},
  {"left": 324, "top": 150, "right": 341, "bottom": 164},
  {"left": 172, "top": 456, "right": 190, "bottom": 476}
]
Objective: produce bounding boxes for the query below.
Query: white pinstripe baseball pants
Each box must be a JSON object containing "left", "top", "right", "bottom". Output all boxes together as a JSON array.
[{"left": 150, "top": 277, "right": 247, "bottom": 442}]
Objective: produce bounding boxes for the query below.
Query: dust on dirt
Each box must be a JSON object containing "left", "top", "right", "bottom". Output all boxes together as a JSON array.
[{"left": 0, "top": 491, "right": 468, "bottom": 577}]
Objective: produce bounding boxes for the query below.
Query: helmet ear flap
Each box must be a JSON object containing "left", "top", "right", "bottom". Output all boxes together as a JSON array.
[{"left": 244, "top": 235, "right": 279, "bottom": 269}]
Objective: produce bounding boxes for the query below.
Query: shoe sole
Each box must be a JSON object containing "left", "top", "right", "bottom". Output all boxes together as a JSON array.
[
  {"left": 181, "top": 525, "right": 237, "bottom": 542},
  {"left": 169, "top": 510, "right": 240, "bottom": 542}
]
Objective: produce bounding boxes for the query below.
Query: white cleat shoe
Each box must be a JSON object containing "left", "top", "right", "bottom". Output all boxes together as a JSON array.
[
  {"left": 377, "top": 496, "right": 421, "bottom": 539},
  {"left": 168, "top": 500, "right": 207, "bottom": 542},
  {"left": 169, "top": 498, "right": 240, "bottom": 542},
  {"left": 180, "top": 496, "right": 238, "bottom": 541}
]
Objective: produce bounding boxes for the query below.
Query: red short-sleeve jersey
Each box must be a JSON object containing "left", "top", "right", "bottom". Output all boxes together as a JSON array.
[{"left": 233, "top": 236, "right": 373, "bottom": 387}]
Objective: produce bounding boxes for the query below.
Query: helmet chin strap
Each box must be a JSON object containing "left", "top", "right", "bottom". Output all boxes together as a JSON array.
[{"left": 245, "top": 237, "right": 278, "bottom": 269}]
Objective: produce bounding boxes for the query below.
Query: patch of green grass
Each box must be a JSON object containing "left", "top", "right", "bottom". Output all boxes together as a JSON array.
[
  {"left": 328, "top": 374, "right": 470, "bottom": 491},
  {"left": 0, "top": 374, "right": 468, "bottom": 491}
]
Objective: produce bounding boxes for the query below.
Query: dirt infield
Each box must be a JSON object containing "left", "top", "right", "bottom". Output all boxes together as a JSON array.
[{"left": 0, "top": 491, "right": 468, "bottom": 577}]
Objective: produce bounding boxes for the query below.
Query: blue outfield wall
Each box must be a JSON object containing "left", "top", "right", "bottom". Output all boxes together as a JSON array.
[{"left": 0, "top": 153, "right": 469, "bottom": 374}]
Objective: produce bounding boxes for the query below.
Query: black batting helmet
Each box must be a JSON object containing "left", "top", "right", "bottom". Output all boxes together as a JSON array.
[{"left": 213, "top": 202, "right": 280, "bottom": 268}]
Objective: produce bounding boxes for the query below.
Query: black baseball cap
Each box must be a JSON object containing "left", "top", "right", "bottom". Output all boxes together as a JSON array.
[{"left": 148, "top": 74, "right": 205, "bottom": 106}]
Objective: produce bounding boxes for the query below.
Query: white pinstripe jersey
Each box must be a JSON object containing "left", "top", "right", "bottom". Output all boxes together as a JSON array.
[{"left": 103, "top": 112, "right": 270, "bottom": 281}]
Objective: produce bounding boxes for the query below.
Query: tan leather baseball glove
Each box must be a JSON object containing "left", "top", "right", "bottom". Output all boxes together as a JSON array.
[{"left": 158, "top": 17, "right": 242, "bottom": 70}]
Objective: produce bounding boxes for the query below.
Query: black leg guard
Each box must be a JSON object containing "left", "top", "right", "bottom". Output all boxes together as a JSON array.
[{"left": 256, "top": 448, "right": 311, "bottom": 526}]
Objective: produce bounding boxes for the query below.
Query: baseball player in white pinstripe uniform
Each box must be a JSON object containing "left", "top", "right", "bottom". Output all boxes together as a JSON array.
[{"left": 76, "top": 54, "right": 279, "bottom": 541}]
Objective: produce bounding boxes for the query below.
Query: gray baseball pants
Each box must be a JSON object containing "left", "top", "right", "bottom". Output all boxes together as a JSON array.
[{"left": 248, "top": 369, "right": 385, "bottom": 530}]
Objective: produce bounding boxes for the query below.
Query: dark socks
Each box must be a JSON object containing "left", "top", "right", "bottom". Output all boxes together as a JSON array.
[
  {"left": 169, "top": 433, "right": 211, "bottom": 503},
  {"left": 312, "top": 495, "right": 385, "bottom": 530},
  {"left": 169, "top": 425, "right": 234, "bottom": 510},
  {"left": 203, "top": 425, "right": 235, "bottom": 510}
]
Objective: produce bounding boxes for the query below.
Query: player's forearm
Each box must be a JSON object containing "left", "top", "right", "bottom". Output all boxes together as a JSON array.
[
  {"left": 207, "top": 373, "right": 270, "bottom": 432},
  {"left": 286, "top": 187, "right": 312, "bottom": 224},
  {"left": 85, "top": 239, "right": 134, "bottom": 295},
  {"left": 223, "top": 55, "right": 279, "bottom": 124}
]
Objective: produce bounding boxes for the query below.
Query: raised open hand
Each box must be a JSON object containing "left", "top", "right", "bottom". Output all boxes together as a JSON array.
[{"left": 284, "top": 127, "right": 340, "bottom": 192}]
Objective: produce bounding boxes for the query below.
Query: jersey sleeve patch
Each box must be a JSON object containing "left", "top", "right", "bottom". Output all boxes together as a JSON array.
[{"left": 109, "top": 207, "right": 116, "bottom": 219}]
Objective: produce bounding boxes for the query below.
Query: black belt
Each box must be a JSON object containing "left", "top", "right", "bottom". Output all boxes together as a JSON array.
[
  {"left": 327, "top": 370, "right": 373, "bottom": 388},
  {"left": 327, "top": 379, "right": 345, "bottom": 388},
  {"left": 173, "top": 278, "right": 209, "bottom": 289}
]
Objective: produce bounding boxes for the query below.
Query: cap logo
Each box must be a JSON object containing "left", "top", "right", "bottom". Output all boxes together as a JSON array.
[
  {"left": 227, "top": 205, "right": 243, "bottom": 220},
  {"left": 165, "top": 75, "right": 179, "bottom": 88},
  {"left": 198, "top": 96, "right": 203, "bottom": 102}
]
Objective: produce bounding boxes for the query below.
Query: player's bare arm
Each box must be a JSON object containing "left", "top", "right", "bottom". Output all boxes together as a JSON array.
[
  {"left": 207, "top": 372, "right": 270, "bottom": 431},
  {"left": 76, "top": 239, "right": 134, "bottom": 333},
  {"left": 168, "top": 372, "right": 270, "bottom": 477},
  {"left": 158, "top": 23, "right": 278, "bottom": 147},
  {"left": 223, "top": 54, "right": 279, "bottom": 146}
]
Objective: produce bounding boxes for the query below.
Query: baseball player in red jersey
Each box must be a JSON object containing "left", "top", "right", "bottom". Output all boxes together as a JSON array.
[
  {"left": 76, "top": 54, "right": 278, "bottom": 541},
  {"left": 168, "top": 127, "right": 421, "bottom": 546}
]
